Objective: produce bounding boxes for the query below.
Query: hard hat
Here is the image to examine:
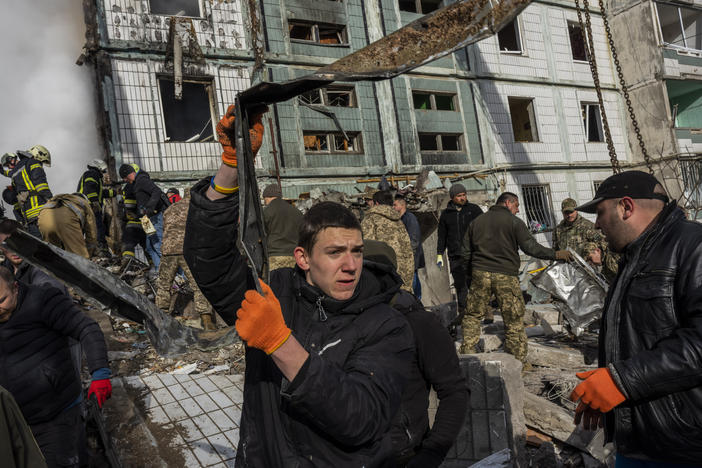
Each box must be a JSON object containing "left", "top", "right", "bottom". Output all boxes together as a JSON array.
[
  {"left": 89, "top": 158, "right": 108, "bottom": 172},
  {"left": 28, "top": 145, "right": 51, "bottom": 167},
  {"left": 1, "top": 152, "right": 17, "bottom": 167}
]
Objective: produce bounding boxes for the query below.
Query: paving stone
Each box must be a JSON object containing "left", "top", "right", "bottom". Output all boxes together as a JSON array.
[
  {"left": 151, "top": 387, "right": 176, "bottom": 405},
  {"left": 195, "top": 394, "right": 220, "bottom": 413},
  {"left": 175, "top": 374, "right": 193, "bottom": 383},
  {"left": 208, "top": 433, "right": 237, "bottom": 461},
  {"left": 198, "top": 378, "right": 219, "bottom": 393},
  {"left": 142, "top": 375, "right": 164, "bottom": 389},
  {"left": 176, "top": 418, "right": 205, "bottom": 442},
  {"left": 191, "top": 413, "right": 220, "bottom": 437},
  {"left": 191, "top": 438, "right": 223, "bottom": 466},
  {"left": 168, "top": 383, "right": 190, "bottom": 400},
  {"left": 208, "top": 409, "right": 237, "bottom": 432},
  {"left": 123, "top": 375, "right": 145, "bottom": 389},
  {"left": 209, "top": 390, "right": 235, "bottom": 409},
  {"left": 142, "top": 394, "right": 161, "bottom": 410},
  {"left": 180, "top": 397, "right": 205, "bottom": 417},
  {"left": 157, "top": 373, "right": 178, "bottom": 387},
  {"left": 182, "top": 379, "right": 206, "bottom": 397},
  {"left": 210, "top": 375, "right": 235, "bottom": 390},
  {"left": 227, "top": 405, "right": 242, "bottom": 426},
  {"left": 162, "top": 401, "right": 189, "bottom": 422},
  {"left": 225, "top": 428, "right": 240, "bottom": 448},
  {"left": 148, "top": 406, "right": 170, "bottom": 425},
  {"left": 222, "top": 386, "right": 244, "bottom": 405}
]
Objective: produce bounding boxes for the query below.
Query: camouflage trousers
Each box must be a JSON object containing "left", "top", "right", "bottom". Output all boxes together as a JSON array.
[
  {"left": 461, "top": 270, "right": 528, "bottom": 363},
  {"left": 155, "top": 255, "right": 212, "bottom": 316},
  {"left": 269, "top": 255, "right": 297, "bottom": 271}
]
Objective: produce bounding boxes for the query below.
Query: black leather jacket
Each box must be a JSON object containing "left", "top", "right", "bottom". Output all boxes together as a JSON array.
[{"left": 600, "top": 203, "right": 702, "bottom": 462}]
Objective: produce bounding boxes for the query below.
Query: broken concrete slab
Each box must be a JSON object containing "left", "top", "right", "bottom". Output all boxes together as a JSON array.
[
  {"left": 443, "top": 353, "right": 526, "bottom": 467},
  {"left": 527, "top": 342, "right": 594, "bottom": 369},
  {"left": 523, "top": 392, "right": 607, "bottom": 462},
  {"left": 526, "top": 303, "right": 560, "bottom": 326},
  {"left": 478, "top": 334, "right": 504, "bottom": 353},
  {"left": 466, "top": 448, "right": 511, "bottom": 467}
]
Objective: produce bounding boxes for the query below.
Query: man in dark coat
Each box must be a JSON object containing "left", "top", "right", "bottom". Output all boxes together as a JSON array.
[
  {"left": 394, "top": 194, "right": 425, "bottom": 299},
  {"left": 0, "top": 264, "right": 111, "bottom": 468},
  {"left": 77, "top": 159, "right": 114, "bottom": 250},
  {"left": 183, "top": 106, "right": 414, "bottom": 466},
  {"left": 570, "top": 171, "right": 702, "bottom": 466}
]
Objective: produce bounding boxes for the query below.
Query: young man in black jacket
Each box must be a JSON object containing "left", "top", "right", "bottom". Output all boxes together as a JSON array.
[
  {"left": 571, "top": 171, "right": 702, "bottom": 465},
  {"left": 183, "top": 105, "right": 414, "bottom": 467}
]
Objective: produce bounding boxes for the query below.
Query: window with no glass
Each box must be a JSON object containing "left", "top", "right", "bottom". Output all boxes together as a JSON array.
[
  {"left": 581, "top": 103, "right": 604, "bottom": 142},
  {"left": 299, "top": 86, "right": 357, "bottom": 107},
  {"left": 398, "top": 0, "right": 442, "bottom": 14},
  {"left": 568, "top": 22, "right": 589, "bottom": 61},
  {"left": 508, "top": 97, "right": 539, "bottom": 142},
  {"left": 656, "top": 3, "right": 702, "bottom": 51},
  {"left": 412, "top": 91, "right": 457, "bottom": 111},
  {"left": 417, "top": 133, "right": 463, "bottom": 151},
  {"left": 498, "top": 20, "right": 522, "bottom": 53},
  {"left": 150, "top": 0, "right": 202, "bottom": 17},
  {"left": 289, "top": 21, "right": 347, "bottom": 45},
  {"left": 304, "top": 132, "right": 362, "bottom": 153},
  {"left": 521, "top": 184, "right": 555, "bottom": 232},
  {"left": 158, "top": 78, "right": 215, "bottom": 143}
]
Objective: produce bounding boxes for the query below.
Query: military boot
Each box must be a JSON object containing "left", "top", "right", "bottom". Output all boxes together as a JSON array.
[{"left": 201, "top": 313, "right": 216, "bottom": 331}]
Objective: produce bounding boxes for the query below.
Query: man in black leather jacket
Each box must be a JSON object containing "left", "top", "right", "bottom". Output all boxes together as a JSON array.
[{"left": 571, "top": 171, "right": 702, "bottom": 466}]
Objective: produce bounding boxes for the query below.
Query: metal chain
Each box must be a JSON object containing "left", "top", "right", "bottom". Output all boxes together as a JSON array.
[
  {"left": 575, "top": 0, "right": 621, "bottom": 173},
  {"left": 596, "top": 0, "right": 654, "bottom": 174}
]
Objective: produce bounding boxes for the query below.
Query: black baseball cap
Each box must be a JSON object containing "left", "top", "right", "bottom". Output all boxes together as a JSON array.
[{"left": 576, "top": 170, "right": 669, "bottom": 213}]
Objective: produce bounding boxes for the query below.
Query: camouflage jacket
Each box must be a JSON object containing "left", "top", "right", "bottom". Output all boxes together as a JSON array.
[
  {"left": 161, "top": 195, "right": 189, "bottom": 256},
  {"left": 552, "top": 215, "right": 603, "bottom": 256},
  {"left": 361, "top": 205, "right": 414, "bottom": 291}
]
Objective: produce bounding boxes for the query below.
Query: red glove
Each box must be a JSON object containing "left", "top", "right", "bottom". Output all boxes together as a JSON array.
[
  {"left": 88, "top": 379, "right": 112, "bottom": 408},
  {"left": 570, "top": 368, "right": 626, "bottom": 413},
  {"left": 236, "top": 280, "right": 291, "bottom": 354},
  {"left": 216, "top": 104, "right": 267, "bottom": 168}
]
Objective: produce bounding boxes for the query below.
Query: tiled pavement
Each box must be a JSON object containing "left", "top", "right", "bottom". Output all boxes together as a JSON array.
[{"left": 122, "top": 373, "right": 244, "bottom": 467}]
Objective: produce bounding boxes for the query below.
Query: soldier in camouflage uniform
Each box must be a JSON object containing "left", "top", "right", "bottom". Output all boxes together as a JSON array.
[
  {"left": 361, "top": 190, "right": 414, "bottom": 291},
  {"left": 155, "top": 189, "right": 216, "bottom": 330},
  {"left": 581, "top": 241, "right": 619, "bottom": 283},
  {"left": 552, "top": 198, "right": 604, "bottom": 256}
]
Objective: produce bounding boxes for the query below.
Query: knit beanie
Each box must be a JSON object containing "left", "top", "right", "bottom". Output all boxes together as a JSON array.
[
  {"left": 449, "top": 183, "right": 467, "bottom": 198},
  {"left": 262, "top": 184, "right": 282, "bottom": 198}
]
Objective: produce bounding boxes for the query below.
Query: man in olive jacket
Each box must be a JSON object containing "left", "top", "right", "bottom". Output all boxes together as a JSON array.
[
  {"left": 460, "top": 192, "right": 571, "bottom": 362},
  {"left": 262, "top": 183, "right": 303, "bottom": 271}
]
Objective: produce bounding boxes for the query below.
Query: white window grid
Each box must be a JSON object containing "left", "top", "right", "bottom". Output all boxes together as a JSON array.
[{"left": 522, "top": 184, "right": 556, "bottom": 232}]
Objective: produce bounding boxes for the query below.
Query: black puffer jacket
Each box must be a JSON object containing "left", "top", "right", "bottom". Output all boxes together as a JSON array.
[
  {"left": 437, "top": 201, "right": 482, "bottom": 259},
  {"left": 0, "top": 284, "right": 108, "bottom": 425},
  {"left": 184, "top": 178, "right": 415, "bottom": 467},
  {"left": 600, "top": 202, "right": 702, "bottom": 463},
  {"left": 132, "top": 170, "right": 169, "bottom": 216}
]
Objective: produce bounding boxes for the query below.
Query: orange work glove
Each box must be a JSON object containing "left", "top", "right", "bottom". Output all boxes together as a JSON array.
[
  {"left": 570, "top": 368, "right": 626, "bottom": 413},
  {"left": 236, "top": 279, "right": 291, "bottom": 354},
  {"left": 216, "top": 104, "right": 267, "bottom": 168}
]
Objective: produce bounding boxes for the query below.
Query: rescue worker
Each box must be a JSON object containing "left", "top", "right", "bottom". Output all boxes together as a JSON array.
[
  {"left": 581, "top": 241, "right": 618, "bottom": 283},
  {"left": 119, "top": 181, "right": 147, "bottom": 272},
  {"left": 155, "top": 188, "right": 215, "bottom": 330},
  {"left": 362, "top": 190, "right": 414, "bottom": 291},
  {"left": 2, "top": 186, "right": 23, "bottom": 224},
  {"left": 460, "top": 192, "right": 572, "bottom": 363},
  {"left": 570, "top": 171, "right": 702, "bottom": 465},
  {"left": 118, "top": 163, "right": 170, "bottom": 272},
  {"left": 0, "top": 264, "right": 111, "bottom": 468},
  {"left": 262, "top": 183, "right": 303, "bottom": 271},
  {"left": 393, "top": 193, "right": 425, "bottom": 299},
  {"left": 183, "top": 104, "right": 414, "bottom": 466},
  {"left": 166, "top": 188, "right": 181, "bottom": 204},
  {"left": 77, "top": 159, "right": 114, "bottom": 251},
  {"left": 436, "top": 183, "right": 483, "bottom": 320},
  {"left": 552, "top": 198, "right": 604, "bottom": 256},
  {"left": 2, "top": 146, "right": 52, "bottom": 238},
  {"left": 38, "top": 193, "right": 97, "bottom": 259}
]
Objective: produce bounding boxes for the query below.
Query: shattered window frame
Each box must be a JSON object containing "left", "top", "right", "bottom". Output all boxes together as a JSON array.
[
  {"left": 288, "top": 20, "right": 348, "bottom": 46},
  {"left": 299, "top": 86, "right": 357, "bottom": 107},
  {"left": 581, "top": 103, "right": 605, "bottom": 142},
  {"left": 149, "top": 0, "right": 203, "bottom": 18},
  {"left": 398, "top": 0, "right": 442, "bottom": 14},
  {"left": 412, "top": 91, "right": 458, "bottom": 111},
  {"left": 655, "top": 2, "right": 702, "bottom": 52},
  {"left": 567, "top": 21, "right": 589, "bottom": 62},
  {"left": 497, "top": 19, "right": 523, "bottom": 54},
  {"left": 680, "top": 158, "right": 702, "bottom": 219},
  {"left": 156, "top": 76, "right": 217, "bottom": 143},
  {"left": 508, "top": 96, "right": 540, "bottom": 143},
  {"left": 303, "top": 132, "right": 362, "bottom": 154},
  {"left": 521, "top": 184, "right": 556, "bottom": 232},
  {"left": 417, "top": 133, "right": 464, "bottom": 152}
]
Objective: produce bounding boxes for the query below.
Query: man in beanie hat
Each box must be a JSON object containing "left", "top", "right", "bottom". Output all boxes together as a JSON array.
[
  {"left": 569, "top": 171, "right": 702, "bottom": 465},
  {"left": 436, "top": 183, "right": 483, "bottom": 322},
  {"left": 262, "top": 183, "right": 303, "bottom": 271}
]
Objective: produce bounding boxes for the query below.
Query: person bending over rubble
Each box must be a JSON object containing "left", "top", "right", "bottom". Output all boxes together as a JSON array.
[
  {"left": 570, "top": 171, "right": 702, "bottom": 466},
  {"left": 183, "top": 104, "right": 414, "bottom": 466},
  {"left": 0, "top": 263, "right": 111, "bottom": 468}
]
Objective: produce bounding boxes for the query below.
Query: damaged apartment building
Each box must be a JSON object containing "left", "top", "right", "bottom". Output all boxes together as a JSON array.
[
  {"left": 82, "top": 0, "right": 631, "bottom": 244},
  {"left": 609, "top": 0, "right": 702, "bottom": 218}
]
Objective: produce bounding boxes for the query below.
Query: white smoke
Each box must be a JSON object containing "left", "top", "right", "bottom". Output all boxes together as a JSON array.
[{"left": 0, "top": 1, "right": 100, "bottom": 196}]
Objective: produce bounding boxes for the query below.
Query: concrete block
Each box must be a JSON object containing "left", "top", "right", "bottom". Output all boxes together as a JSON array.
[
  {"left": 527, "top": 342, "right": 591, "bottom": 369},
  {"left": 478, "top": 334, "right": 504, "bottom": 353},
  {"left": 526, "top": 303, "right": 560, "bottom": 326}
]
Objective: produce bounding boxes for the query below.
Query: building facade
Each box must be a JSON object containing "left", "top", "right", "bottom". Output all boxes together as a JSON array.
[{"left": 84, "top": 0, "right": 630, "bottom": 243}]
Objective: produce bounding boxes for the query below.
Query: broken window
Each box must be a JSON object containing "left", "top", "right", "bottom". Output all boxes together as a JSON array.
[
  {"left": 666, "top": 80, "right": 702, "bottom": 128},
  {"left": 150, "top": 0, "right": 202, "bottom": 17},
  {"left": 680, "top": 159, "right": 702, "bottom": 218},
  {"left": 304, "top": 132, "right": 362, "bottom": 153},
  {"left": 289, "top": 21, "right": 347, "bottom": 45},
  {"left": 418, "top": 133, "right": 463, "bottom": 151},
  {"left": 522, "top": 184, "right": 555, "bottom": 232},
  {"left": 298, "top": 86, "right": 357, "bottom": 107},
  {"left": 399, "top": 0, "right": 442, "bottom": 14},
  {"left": 158, "top": 78, "right": 215, "bottom": 143},
  {"left": 412, "top": 91, "right": 457, "bottom": 111},
  {"left": 508, "top": 97, "right": 539, "bottom": 142},
  {"left": 498, "top": 20, "right": 522, "bottom": 53},
  {"left": 657, "top": 3, "right": 702, "bottom": 51},
  {"left": 568, "top": 22, "right": 589, "bottom": 61},
  {"left": 581, "top": 103, "right": 604, "bottom": 142}
]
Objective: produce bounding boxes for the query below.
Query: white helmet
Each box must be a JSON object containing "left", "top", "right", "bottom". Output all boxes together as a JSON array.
[
  {"left": 28, "top": 144, "right": 51, "bottom": 167},
  {"left": 89, "top": 158, "right": 108, "bottom": 172}
]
